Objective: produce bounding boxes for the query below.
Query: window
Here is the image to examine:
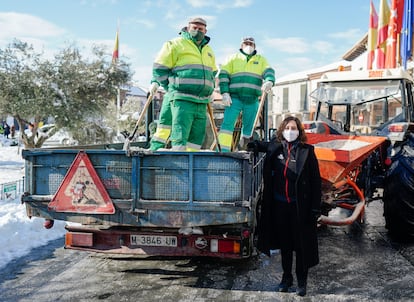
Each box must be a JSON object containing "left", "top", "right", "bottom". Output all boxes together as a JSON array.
[
  {"left": 300, "top": 84, "right": 307, "bottom": 111},
  {"left": 283, "top": 87, "right": 289, "bottom": 111}
]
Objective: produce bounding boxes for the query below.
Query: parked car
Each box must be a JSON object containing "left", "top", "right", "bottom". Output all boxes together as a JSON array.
[{"left": 36, "top": 124, "right": 78, "bottom": 146}]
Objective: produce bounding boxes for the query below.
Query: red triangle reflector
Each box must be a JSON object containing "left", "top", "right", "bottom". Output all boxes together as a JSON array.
[{"left": 48, "top": 151, "right": 115, "bottom": 214}]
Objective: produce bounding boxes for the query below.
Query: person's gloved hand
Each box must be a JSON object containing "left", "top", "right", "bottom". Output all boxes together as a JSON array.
[
  {"left": 222, "top": 93, "right": 232, "bottom": 107},
  {"left": 311, "top": 209, "right": 321, "bottom": 225},
  {"left": 247, "top": 141, "right": 259, "bottom": 155},
  {"left": 149, "top": 82, "right": 159, "bottom": 96},
  {"left": 209, "top": 93, "right": 215, "bottom": 103},
  {"left": 261, "top": 81, "right": 273, "bottom": 93}
]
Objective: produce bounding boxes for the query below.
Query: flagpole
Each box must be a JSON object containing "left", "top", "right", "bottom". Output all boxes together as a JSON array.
[
  {"left": 397, "top": 33, "right": 401, "bottom": 67},
  {"left": 112, "top": 20, "right": 121, "bottom": 136},
  {"left": 116, "top": 87, "right": 121, "bottom": 136}
]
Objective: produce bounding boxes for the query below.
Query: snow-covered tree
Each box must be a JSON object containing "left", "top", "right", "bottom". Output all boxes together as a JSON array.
[{"left": 0, "top": 40, "right": 132, "bottom": 148}]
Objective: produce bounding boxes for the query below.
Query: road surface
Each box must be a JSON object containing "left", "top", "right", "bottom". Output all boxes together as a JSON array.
[{"left": 1, "top": 200, "right": 414, "bottom": 302}]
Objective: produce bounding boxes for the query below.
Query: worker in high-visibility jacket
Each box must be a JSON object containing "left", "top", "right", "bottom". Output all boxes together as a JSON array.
[
  {"left": 148, "top": 17, "right": 217, "bottom": 151},
  {"left": 218, "top": 37, "right": 275, "bottom": 152}
]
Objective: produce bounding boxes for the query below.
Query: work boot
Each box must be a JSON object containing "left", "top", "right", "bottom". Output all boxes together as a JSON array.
[
  {"left": 278, "top": 274, "right": 293, "bottom": 292},
  {"left": 296, "top": 280, "right": 307, "bottom": 297}
]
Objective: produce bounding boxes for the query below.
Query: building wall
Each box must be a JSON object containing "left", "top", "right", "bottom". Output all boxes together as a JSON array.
[
  {"left": 271, "top": 60, "right": 355, "bottom": 128},
  {"left": 270, "top": 79, "right": 311, "bottom": 128}
]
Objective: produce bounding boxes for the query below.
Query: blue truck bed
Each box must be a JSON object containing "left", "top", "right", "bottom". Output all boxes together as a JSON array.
[{"left": 22, "top": 149, "right": 264, "bottom": 229}]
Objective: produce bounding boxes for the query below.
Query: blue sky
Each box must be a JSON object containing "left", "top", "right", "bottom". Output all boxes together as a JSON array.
[{"left": 0, "top": 0, "right": 371, "bottom": 88}]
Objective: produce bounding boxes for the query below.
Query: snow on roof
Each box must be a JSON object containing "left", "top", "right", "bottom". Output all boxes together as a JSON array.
[{"left": 126, "top": 86, "right": 147, "bottom": 97}]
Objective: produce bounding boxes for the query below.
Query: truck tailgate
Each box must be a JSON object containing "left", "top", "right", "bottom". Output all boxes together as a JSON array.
[{"left": 22, "top": 149, "right": 264, "bottom": 228}]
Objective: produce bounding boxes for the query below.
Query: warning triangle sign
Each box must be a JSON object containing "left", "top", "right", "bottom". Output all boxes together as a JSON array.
[{"left": 48, "top": 151, "right": 115, "bottom": 214}]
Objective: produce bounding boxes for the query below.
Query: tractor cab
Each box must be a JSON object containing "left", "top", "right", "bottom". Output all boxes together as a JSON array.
[{"left": 304, "top": 68, "right": 414, "bottom": 142}]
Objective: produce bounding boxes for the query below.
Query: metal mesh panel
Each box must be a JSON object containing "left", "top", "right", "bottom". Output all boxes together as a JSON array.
[
  {"left": 140, "top": 155, "right": 189, "bottom": 201},
  {"left": 47, "top": 172, "right": 65, "bottom": 194},
  {"left": 193, "top": 155, "right": 243, "bottom": 202},
  {"left": 90, "top": 154, "right": 132, "bottom": 199},
  {"left": 32, "top": 152, "right": 133, "bottom": 199},
  {"left": 35, "top": 153, "right": 75, "bottom": 195}
]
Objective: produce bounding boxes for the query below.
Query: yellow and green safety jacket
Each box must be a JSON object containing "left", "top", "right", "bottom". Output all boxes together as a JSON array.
[
  {"left": 219, "top": 50, "right": 275, "bottom": 102},
  {"left": 152, "top": 31, "right": 217, "bottom": 103}
]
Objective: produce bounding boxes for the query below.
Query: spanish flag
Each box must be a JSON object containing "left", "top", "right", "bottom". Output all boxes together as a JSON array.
[
  {"left": 112, "top": 30, "right": 119, "bottom": 65},
  {"left": 368, "top": 0, "right": 378, "bottom": 69},
  {"left": 377, "top": 0, "right": 391, "bottom": 69}
]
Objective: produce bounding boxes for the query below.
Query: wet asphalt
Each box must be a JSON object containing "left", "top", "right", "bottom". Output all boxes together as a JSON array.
[{"left": 0, "top": 200, "right": 413, "bottom": 302}]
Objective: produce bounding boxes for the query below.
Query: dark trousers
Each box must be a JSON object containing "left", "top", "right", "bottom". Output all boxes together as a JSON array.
[
  {"left": 276, "top": 201, "right": 308, "bottom": 284},
  {"left": 281, "top": 247, "right": 308, "bottom": 284}
]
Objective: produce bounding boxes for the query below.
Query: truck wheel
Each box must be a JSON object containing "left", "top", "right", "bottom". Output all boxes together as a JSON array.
[{"left": 383, "top": 142, "right": 414, "bottom": 242}]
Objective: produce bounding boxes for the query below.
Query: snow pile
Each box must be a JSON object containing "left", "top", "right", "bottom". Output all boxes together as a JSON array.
[{"left": 0, "top": 142, "right": 67, "bottom": 269}]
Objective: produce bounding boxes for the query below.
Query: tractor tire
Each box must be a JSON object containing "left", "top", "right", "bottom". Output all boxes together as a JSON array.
[{"left": 383, "top": 135, "right": 414, "bottom": 242}]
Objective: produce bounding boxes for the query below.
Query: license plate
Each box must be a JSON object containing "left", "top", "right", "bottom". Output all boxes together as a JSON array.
[{"left": 130, "top": 235, "right": 178, "bottom": 247}]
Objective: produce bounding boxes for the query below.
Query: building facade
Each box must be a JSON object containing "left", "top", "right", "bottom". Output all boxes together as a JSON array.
[{"left": 270, "top": 35, "right": 368, "bottom": 129}]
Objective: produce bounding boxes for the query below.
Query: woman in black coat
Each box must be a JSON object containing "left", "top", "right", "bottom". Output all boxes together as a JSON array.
[{"left": 249, "top": 116, "right": 321, "bottom": 296}]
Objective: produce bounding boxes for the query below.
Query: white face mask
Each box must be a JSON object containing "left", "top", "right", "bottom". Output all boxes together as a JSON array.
[
  {"left": 242, "top": 45, "right": 254, "bottom": 55},
  {"left": 283, "top": 129, "right": 299, "bottom": 142}
]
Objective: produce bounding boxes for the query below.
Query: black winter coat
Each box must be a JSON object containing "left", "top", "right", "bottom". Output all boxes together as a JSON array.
[{"left": 254, "top": 139, "right": 321, "bottom": 269}]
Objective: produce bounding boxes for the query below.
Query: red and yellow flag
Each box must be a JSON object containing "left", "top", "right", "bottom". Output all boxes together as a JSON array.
[
  {"left": 377, "top": 0, "right": 391, "bottom": 69},
  {"left": 368, "top": 0, "right": 379, "bottom": 69},
  {"left": 112, "top": 30, "right": 119, "bottom": 65},
  {"left": 385, "top": 0, "right": 405, "bottom": 68}
]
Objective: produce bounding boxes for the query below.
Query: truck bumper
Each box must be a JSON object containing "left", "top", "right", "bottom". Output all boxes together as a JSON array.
[{"left": 64, "top": 225, "right": 253, "bottom": 259}]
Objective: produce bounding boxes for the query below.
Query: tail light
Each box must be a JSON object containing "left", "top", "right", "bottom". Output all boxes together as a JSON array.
[
  {"left": 384, "top": 157, "right": 392, "bottom": 166},
  {"left": 388, "top": 124, "right": 405, "bottom": 132},
  {"left": 242, "top": 229, "right": 250, "bottom": 238},
  {"left": 66, "top": 232, "right": 93, "bottom": 247},
  {"left": 43, "top": 219, "right": 54, "bottom": 229},
  {"left": 387, "top": 123, "right": 408, "bottom": 141},
  {"left": 210, "top": 239, "right": 240, "bottom": 254}
]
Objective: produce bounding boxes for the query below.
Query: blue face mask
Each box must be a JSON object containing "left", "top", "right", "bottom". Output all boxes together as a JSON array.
[{"left": 189, "top": 29, "right": 205, "bottom": 41}]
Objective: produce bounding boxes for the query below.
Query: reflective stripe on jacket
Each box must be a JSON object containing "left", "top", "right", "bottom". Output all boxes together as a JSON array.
[
  {"left": 152, "top": 32, "right": 217, "bottom": 104},
  {"left": 219, "top": 51, "right": 275, "bottom": 102}
]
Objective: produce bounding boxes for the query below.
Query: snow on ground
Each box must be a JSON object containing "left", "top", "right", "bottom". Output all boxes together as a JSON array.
[{"left": 0, "top": 136, "right": 67, "bottom": 269}]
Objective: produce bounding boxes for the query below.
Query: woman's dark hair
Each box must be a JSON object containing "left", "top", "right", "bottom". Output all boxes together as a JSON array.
[{"left": 276, "top": 116, "right": 307, "bottom": 143}]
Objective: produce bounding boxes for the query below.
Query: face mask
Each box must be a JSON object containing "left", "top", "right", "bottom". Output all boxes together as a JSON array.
[
  {"left": 283, "top": 129, "right": 299, "bottom": 142},
  {"left": 189, "top": 30, "right": 205, "bottom": 41},
  {"left": 242, "top": 45, "right": 254, "bottom": 55}
]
